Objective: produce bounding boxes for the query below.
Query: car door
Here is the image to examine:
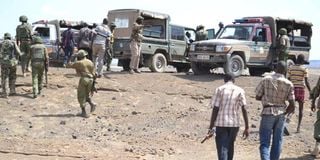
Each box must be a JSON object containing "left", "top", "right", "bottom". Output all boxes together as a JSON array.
[
  {"left": 249, "top": 27, "right": 271, "bottom": 63},
  {"left": 169, "top": 25, "right": 187, "bottom": 61}
]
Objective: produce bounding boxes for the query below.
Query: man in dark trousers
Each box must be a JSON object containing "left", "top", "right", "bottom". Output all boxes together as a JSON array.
[{"left": 208, "top": 72, "right": 249, "bottom": 160}]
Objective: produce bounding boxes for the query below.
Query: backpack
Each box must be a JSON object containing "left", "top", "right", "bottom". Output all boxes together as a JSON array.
[
  {"left": 79, "top": 28, "right": 91, "bottom": 48},
  {"left": 18, "top": 24, "right": 31, "bottom": 39}
]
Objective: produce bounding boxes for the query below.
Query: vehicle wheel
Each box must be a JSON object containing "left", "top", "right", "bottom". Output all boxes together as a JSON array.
[
  {"left": 149, "top": 53, "right": 167, "bottom": 72},
  {"left": 191, "top": 62, "right": 210, "bottom": 75},
  {"left": 176, "top": 65, "right": 191, "bottom": 73},
  {"left": 223, "top": 55, "right": 244, "bottom": 77},
  {"left": 119, "top": 59, "right": 130, "bottom": 71}
]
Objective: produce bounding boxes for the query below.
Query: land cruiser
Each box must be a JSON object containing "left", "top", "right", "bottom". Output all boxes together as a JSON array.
[
  {"left": 108, "top": 9, "right": 195, "bottom": 72},
  {"left": 189, "top": 17, "right": 313, "bottom": 76}
]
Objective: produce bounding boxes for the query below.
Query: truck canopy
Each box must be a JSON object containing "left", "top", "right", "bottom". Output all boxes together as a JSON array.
[
  {"left": 108, "top": 9, "right": 170, "bottom": 38},
  {"left": 242, "top": 16, "right": 313, "bottom": 47}
]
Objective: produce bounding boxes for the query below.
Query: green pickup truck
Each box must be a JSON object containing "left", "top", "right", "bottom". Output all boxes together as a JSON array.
[{"left": 108, "top": 9, "right": 195, "bottom": 72}]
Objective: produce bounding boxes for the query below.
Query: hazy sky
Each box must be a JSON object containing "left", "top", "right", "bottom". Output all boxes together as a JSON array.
[{"left": 1, "top": 0, "right": 319, "bottom": 59}]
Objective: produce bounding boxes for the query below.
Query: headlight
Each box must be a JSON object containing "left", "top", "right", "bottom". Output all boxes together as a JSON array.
[
  {"left": 216, "top": 45, "right": 231, "bottom": 52},
  {"left": 190, "top": 44, "right": 195, "bottom": 52}
]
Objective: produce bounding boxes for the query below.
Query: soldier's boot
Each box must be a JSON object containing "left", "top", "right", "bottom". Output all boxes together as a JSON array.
[
  {"left": 80, "top": 107, "right": 90, "bottom": 118},
  {"left": 106, "top": 66, "right": 111, "bottom": 71},
  {"left": 87, "top": 98, "right": 97, "bottom": 113},
  {"left": 311, "top": 142, "right": 320, "bottom": 156},
  {"left": 9, "top": 88, "right": 16, "bottom": 96},
  {"left": 38, "top": 89, "right": 42, "bottom": 95}
]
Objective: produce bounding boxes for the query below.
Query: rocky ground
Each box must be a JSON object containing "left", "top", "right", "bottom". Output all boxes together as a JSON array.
[{"left": 0, "top": 65, "right": 319, "bottom": 160}]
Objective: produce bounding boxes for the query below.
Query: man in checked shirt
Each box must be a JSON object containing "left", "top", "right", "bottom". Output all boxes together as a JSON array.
[
  {"left": 255, "top": 61, "right": 295, "bottom": 160},
  {"left": 208, "top": 72, "right": 249, "bottom": 160}
]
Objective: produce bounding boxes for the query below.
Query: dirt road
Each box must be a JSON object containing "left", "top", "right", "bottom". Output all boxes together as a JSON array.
[{"left": 0, "top": 66, "right": 319, "bottom": 160}]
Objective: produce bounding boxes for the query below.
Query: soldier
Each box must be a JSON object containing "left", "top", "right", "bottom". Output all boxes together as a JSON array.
[
  {"left": 129, "top": 16, "right": 144, "bottom": 74},
  {"left": 104, "top": 22, "right": 116, "bottom": 71},
  {"left": 276, "top": 28, "right": 290, "bottom": 62},
  {"left": 66, "top": 50, "right": 97, "bottom": 118},
  {"left": 0, "top": 33, "right": 20, "bottom": 98},
  {"left": 195, "top": 25, "right": 208, "bottom": 41},
  {"left": 30, "top": 36, "right": 48, "bottom": 98},
  {"left": 16, "top": 15, "right": 33, "bottom": 77}
]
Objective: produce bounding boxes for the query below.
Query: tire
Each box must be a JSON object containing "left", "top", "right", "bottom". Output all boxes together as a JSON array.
[
  {"left": 223, "top": 55, "right": 244, "bottom": 77},
  {"left": 176, "top": 65, "right": 191, "bottom": 73},
  {"left": 149, "top": 53, "right": 167, "bottom": 72},
  {"left": 191, "top": 62, "right": 210, "bottom": 75},
  {"left": 119, "top": 59, "right": 130, "bottom": 71}
]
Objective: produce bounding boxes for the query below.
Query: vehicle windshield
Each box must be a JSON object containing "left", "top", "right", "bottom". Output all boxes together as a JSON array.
[{"left": 218, "top": 26, "right": 253, "bottom": 40}]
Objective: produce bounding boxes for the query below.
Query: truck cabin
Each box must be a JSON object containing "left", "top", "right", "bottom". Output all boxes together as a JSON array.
[{"left": 217, "top": 18, "right": 267, "bottom": 41}]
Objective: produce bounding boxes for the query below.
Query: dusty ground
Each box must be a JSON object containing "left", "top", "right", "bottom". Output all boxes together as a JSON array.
[{"left": 0, "top": 65, "right": 319, "bottom": 160}]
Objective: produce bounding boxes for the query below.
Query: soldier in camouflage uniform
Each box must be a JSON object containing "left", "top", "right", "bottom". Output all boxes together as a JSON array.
[
  {"left": 310, "top": 77, "right": 320, "bottom": 156},
  {"left": 276, "top": 28, "right": 290, "bottom": 62},
  {"left": 67, "top": 50, "right": 97, "bottom": 118},
  {"left": 195, "top": 25, "right": 208, "bottom": 41},
  {"left": 0, "top": 33, "right": 21, "bottom": 98},
  {"left": 30, "top": 37, "right": 48, "bottom": 98},
  {"left": 105, "top": 22, "right": 116, "bottom": 71},
  {"left": 129, "top": 16, "right": 144, "bottom": 74},
  {"left": 16, "top": 15, "right": 33, "bottom": 77}
]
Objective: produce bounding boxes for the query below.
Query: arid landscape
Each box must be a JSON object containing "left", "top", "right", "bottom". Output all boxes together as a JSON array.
[{"left": 0, "top": 66, "right": 319, "bottom": 160}]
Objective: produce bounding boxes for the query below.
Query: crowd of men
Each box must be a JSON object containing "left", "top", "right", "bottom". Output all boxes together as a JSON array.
[{"left": 1, "top": 15, "right": 320, "bottom": 159}]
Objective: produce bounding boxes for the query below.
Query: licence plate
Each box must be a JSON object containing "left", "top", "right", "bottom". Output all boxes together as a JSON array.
[{"left": 197, "top": 55, "right": 210, "bottom": 60}]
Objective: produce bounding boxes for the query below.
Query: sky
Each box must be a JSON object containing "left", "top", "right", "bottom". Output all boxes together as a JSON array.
[{"left": 1, "top": 0, "right": 319, "bottom": 59}]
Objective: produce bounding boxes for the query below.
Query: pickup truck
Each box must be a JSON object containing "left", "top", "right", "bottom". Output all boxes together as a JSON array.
[
  {"left": 32, "top": 20, "right": 94, "bottom": 62},
  {"left": 189, "top": 17, "right": 313, "bottom": 76},
  {"left": 108, "top": 9, "right": 195, "bottom": 72}
]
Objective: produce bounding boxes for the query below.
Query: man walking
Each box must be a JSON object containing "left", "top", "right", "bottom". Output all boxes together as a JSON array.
[
  {"left": 61, "top": 25, "right": 75, "bottom": 67},
  {"left": 288, "top": 54, "right": 311, "bottom": 132},
  {"left": 92, "top": 18, "right": 110, "bottom": 77},
  {"left": 16, "top": 15, "right": 32, "bottom": 77},
  {"left": 0, "top": 33, "right": 20, "bottom": 98},
  {"left": 129, "top": 16, "right": 144, "bottom": 74},
  {"left": 255, "top": 61, "right": 295, "bottom": 160},
  {"left": 30, "top": 37, "right": 48, "bottom": 98},
  {"left": 77, "top": 22, "right": 93, "bottom": 61},
  {"left": 208, "top": 73, "right": 249, "bottom": 160},
  {"left": 66, "top": 50, "right": 97, "bottom": 118}
]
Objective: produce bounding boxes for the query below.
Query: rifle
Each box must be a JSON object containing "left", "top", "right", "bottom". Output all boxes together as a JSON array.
[
  {"left": 201, "top": 128, "right": 216, "bottom": 143},
  {"left": 45, "top": 61, "right": 49, "bottom": 85},
  {"left": 90, "top": 76, "right": 98, "bottom": 96}
]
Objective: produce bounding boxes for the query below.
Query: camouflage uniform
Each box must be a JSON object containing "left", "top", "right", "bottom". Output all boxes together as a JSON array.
[
  {"left": 276, "top": 28, "right": 290, "bottom": 62},
  {"left": 30, "top": 37, "right": 48, "bottom": 98},
  {"left": 67, "top": 50, "right": 96, "bottom": 118},
  {"left": 129, "top": 16, "right": 144, "bottom": 73},
  {"left": 105, "top": 23, "right": 116, "bottom": 71},
  {"left": 310, "top": 77, "right": 320, "bottom": 155},
  {"left": 195, "top": 25, "right": 208, "bottom": 41},
  {"left": 16, "top": 15, "right": 32, "bottom": 76},
  {"left": 0, "top": 33, "right": 20, "bottom": 97}
]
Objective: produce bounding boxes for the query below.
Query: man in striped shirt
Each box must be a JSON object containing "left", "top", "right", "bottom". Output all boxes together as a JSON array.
[
  {"left": 288, "top": 54, "right": 311, "bottom": 133},
  {"left": 208, "top": 73, "right": 249, "bottom": 160}
]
